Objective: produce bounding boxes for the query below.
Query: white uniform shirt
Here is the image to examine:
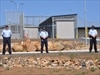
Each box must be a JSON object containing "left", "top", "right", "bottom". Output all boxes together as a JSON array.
[
  {"left": 89, "top": 29, "right": 97, "bottom": 37},
  {"left": 40, "top": 30, "right": 48, "bottom": 39},
  {"left": 1, "top": 29, "right": 12, "bottom": 38}
]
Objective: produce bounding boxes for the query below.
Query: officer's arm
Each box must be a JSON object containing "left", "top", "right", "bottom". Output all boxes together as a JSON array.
[
  {"left": 88, "top": 30, "right": 93, "bottom": 38},
  {"left": 94, "top": 30, "right": 98, "bottom": 38},
  {"left": 45, "top": 32, "right": 48, "bottom": 39}
]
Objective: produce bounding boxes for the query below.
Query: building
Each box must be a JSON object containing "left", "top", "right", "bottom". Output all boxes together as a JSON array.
[
  {"left": 1, "top": 13, "right": 99, "bottom": 39},
  {"left": 39, "top": 14, "right": 77, "bottom": 39}
]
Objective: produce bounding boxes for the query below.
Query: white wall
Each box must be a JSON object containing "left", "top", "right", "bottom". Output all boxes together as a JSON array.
[
  {"left": 56, "top": 21, "right": 74, "bottom": 39},
  {"left": 24, "top": 27, "right": 39, "bottom": 39}
]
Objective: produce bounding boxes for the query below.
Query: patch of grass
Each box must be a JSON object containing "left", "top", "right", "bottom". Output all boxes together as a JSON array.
[
  {"left": 64, "top": 69, "right": 72, "bottom": 71},
  {"left": 5, "top": 67, "right": 10, "bottom": 70},
  {"left": 81, "top": 72, "right": 87, "bottom": 75},
  {"left": 69, "top": 54, "right": 75, "bottom": 59},
  {"left": 90, "top": 67, "right": 97, "bottom": 72},
  {"left": 52, "top": 69, "right": 61, "bottom": 73}
]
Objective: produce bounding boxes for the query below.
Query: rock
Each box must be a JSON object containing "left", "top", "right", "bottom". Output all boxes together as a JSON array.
[
  {"left": 0, "top": 61, "right": 3, "bottom": 67},
  {"left": 0, "top": 56, "right": 99, "bottom": 70},
  {"left": 26, "top": 42, "right": 37, "bottom": 52},
  {"left": 0, "top": 44, "right": 3, "bottom": 52},
  {"left": 41, "top": 59, "right": 50, "bottom": 67},
  {"left": 86, "top": 60, "right": 97, "bottom": 69},
  {"left": 12, "top": 43, "right": 24, "bottom": 52},
  {"left": 14, "top": 64, "right": 23, "bottom": 67},
  {"left": 3, "top": 56, "right": 9, "bottom": 60},
  {"left": 34, "top": 41, "right": 41, "bottom": 51},
  {"left": 51, "top": 63, "right": 58, "bottom": 67},
  {"left": 53, "top": 42, "right": 64, "bottom": 50},
  {"left": 48, "top": 41, "right": 54, "bottom": 50},
  {"left": 81, "top": 60, "right": 87, "bottom": 68}
]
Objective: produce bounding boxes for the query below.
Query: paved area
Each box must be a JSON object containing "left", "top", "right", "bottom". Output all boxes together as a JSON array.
[{"left": 0, "top": 49, "right": 100, "bottom": 55}]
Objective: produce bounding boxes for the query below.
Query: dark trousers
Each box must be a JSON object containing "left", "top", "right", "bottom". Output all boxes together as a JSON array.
[
  {"left": 89, "top": 38, "right": 97, "bottom": 52},
  {"left": 2, "top": 37, "right": 12, "bottom": 55},
  {"left": 41, "top": 39, "right": 48, "bottom": 53}
]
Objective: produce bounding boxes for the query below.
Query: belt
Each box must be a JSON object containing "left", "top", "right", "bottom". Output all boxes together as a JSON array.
[{"left": 3, "top": 37, "right": 10, "bottom": 39}]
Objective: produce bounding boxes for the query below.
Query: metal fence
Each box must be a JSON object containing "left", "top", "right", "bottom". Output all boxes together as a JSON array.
[
  {"left": 5, "top": 11, "right": 49, "bottom": 39},
  {"left": 6, "top": 11, "right": 24, "bottom": 39},
  {"left": 24, "top": 16, "right": 48, "bottom": 26}
]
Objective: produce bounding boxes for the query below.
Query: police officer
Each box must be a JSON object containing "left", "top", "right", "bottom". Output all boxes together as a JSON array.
[
  {"left": 88, "top": 25, "right": 98, "bottom": 53},
  {"left": 1, "top": 25, "right": 12, "bottom": 55},
  {"left": 39, "top": 27, "right": 49, "bottom": 53}
]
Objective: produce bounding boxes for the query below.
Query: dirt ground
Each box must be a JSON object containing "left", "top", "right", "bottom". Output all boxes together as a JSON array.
[
  {"left": 0, "top": 67, "right": 100, "bottom": 75},
  {"left": 0, "top": 39, "right": 100, "bottom": 75},
  {"left": 0, "top": 53, "right": 100, "bottom": 75}
]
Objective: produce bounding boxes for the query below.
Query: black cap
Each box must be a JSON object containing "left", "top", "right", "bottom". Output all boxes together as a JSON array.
[{"left": 91, "top": 25, "right": 95, "bottom": 29}]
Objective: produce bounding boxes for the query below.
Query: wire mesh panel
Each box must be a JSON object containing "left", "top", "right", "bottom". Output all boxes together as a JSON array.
[
  {"left": 6, "top": 11, "right": 24, "bottom": 39},
  {"left": 24, "top": 16, "right": 48, "bottom": 26}
]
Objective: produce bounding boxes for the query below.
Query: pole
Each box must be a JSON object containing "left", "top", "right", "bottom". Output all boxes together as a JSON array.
[
  {"left": 52, "top": 17, "right": 55, "bottom": 38},
  {"left": 84, "top": 0, "right": 88, "bottom": 46},
  {"left": 16, "top": 5, "right": 18, "bottom": 39}
]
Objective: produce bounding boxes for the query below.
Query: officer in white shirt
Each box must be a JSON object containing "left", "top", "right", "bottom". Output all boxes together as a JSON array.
[
  {"left": 88, "top": 25, "right": 98, "bottom": 53},
  {"left": 1, "top": 25, "right": 12, "bottom": 55},
  {"left": 39, "top": 27, "right": 49, "bottom": 53}
]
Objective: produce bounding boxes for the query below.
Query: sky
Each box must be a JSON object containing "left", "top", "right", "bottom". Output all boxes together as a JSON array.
[{"left": 0, "top": 0, "right": 100, "bottom": 27}]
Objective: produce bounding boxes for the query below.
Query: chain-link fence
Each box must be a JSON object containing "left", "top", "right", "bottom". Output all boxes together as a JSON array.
[
  {"left": 6, "top": 11, "right": 24, "bottom": 39},
  {"left": 24, "top": 16, "right": 48, "bottom": 26},
  {"left": 6, "top": 11, "right": 49, "bottom": 39}
]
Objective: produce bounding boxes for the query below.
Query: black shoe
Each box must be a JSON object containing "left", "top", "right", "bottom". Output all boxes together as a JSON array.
[
  {"left": 89, "top": 51, "right": 91, "bottom": 53},
  {"left": 95, "top": 51, "right": 98, "bottom": 53}
]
